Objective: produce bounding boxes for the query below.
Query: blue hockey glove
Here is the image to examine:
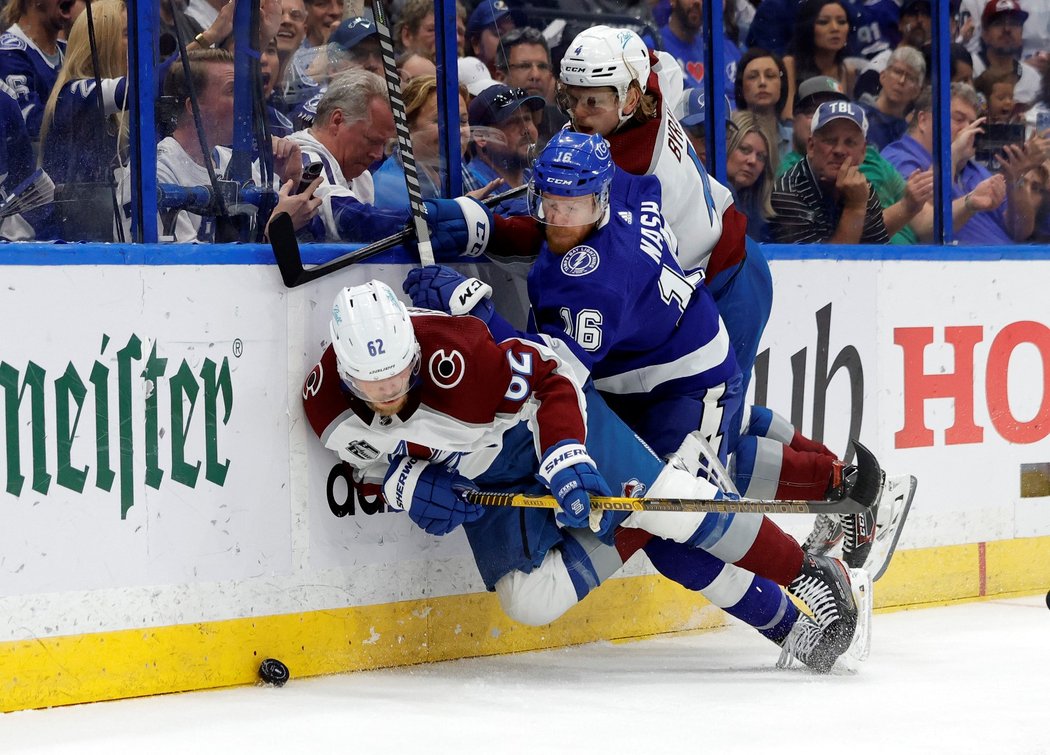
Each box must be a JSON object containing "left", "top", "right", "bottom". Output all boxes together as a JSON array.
[
  {"left": 383, "top": 457, "right": 484, "bottom": 536},
  {"left": 538, "top": 440, "right": 614, "bottom": 536},
  {"left": 424, "top": 197, "right": 493, "bottom": 260},
  {"left": 403, "top": 265, "right": 494, "bottom": 320}
]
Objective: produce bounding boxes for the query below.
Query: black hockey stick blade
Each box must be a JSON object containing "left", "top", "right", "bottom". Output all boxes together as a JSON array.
[
  {"left": 466, "top": 491, "right": 873, "bottom": 515},
  {"left": 268, "top": 209, "right": 413, "bottom": 287},
  {"left": 268, "top": 185, "right": 528, "bottom": 288},
  {"left": 268, "top": 212, "right": 305, "bottom": 287},
  {"left": 847, "top": 439, "right": 884, "bottom": 509}
]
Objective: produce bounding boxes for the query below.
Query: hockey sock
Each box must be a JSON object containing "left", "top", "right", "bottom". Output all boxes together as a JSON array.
[
  {"left": 789, "top": 430, "right": 836, "bottom": 458},
  {"left": 731, "top": 515, "right": 805, "bottom": 586},
  {"left": 644, "top": 537, "right": 800, "bottom": 643},
  {"left": 628, "top": 463, "right": 805, "bottom": 586},
  {"left": 741, "top": 405, "right": 795, "bottom": 445},
  {"left": 614, "top": 526, "right": 654, "bottom": 562},
  {"left": 731, "top": 435, "right": 838, "bottom": 501}
]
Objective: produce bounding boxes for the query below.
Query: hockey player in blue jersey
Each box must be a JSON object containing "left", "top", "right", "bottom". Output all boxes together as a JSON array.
[
  {"left": 313, "top": 281, "right": 868, "bottom": 672},
  {"left": 405, "top": 132, "right": 871, "bottom": 670},
  {"left": 0, "top": 0, "right": 70, "bottom": 142},
  {"left": 524, "top": 131, "right": 742, "bottom": 465},
  {"left": 423, "top": 26, "right": 913, "bottom": 582}
]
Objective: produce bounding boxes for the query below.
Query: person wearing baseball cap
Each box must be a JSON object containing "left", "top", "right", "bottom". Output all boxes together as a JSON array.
[
  {"left": 899, "top": 0, "right": 933, "bottom": 49},
  {"left": 770, "top": 100, "right": 890, "bottom": 244},
  {"left": 680, "top": 87, "right": 708, "bottom": 165},
  {"left": 326, "top": 16, "right": 382, "bottom": 76},
  {"left": 467, "top": 0, "right": 517, "bottom": 76},
  {"left": 459, "top": 56, "right": 500, "bottom": 98},
  {"left": 780, "top": 76, "right": 933, "bottom": 244},
  {"left": 466, "top": 84, "right": 545, "bottom": 214},
  {"left": 778, "top": 76, "right": 849, "bottom": 177},
  {"left": 974, "top": 0, "right": 1040, "bottom": 105}
]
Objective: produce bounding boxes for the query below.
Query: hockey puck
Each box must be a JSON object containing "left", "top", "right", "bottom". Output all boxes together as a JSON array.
[
  {"left": 1046, "top": 590, "right": 1050, "bottom": 610},
  {"left": 258, "top": 658, "right": 290, "bottom": 687}
]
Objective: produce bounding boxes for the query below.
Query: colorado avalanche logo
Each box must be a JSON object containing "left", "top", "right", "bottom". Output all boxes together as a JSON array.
[
  {"left": 429, "top": 349, "right": 465, "bottom": 389},
  {"left": 561, "top": 245, "right": 600, "bottom": 277},
  {"left": 622, "top": 479, "right": 647, "bottom": 498},
  {"left": 303, "top": 362, "right": 323, "bottom": 399}
]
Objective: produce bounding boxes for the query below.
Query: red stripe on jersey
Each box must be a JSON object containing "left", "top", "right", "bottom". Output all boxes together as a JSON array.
[
  {"left": 406, "top": 442, "right": 436, "bottom": 459},
  {"left": 705, "top": 204, "right": 747, "bottom": 282}
]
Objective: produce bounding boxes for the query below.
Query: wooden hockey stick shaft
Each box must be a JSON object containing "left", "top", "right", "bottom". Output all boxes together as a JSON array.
[
  {"left": 372, "top": 0, "right": 434, "bottom": 265},
  {"left": 465, "top": 491, "right": 871, "bottom": 515}
]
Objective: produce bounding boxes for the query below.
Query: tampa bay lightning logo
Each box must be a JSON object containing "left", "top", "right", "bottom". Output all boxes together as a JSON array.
[{"left": 561, "top": 245, "right": 600, "bottom": 277}]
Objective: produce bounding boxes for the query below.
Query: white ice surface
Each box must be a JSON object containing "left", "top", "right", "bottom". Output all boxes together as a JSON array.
[{"left": 2, "top": 595, "right": 1048, "bottom": 754}]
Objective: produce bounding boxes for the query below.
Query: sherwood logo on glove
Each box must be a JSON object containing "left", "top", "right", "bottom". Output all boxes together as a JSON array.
[
  {"left": 0, "top": 333, "right": 234, "bottom": 519},
  {"left": 542, "top": 444, "right": 590, "bottom": 477}
]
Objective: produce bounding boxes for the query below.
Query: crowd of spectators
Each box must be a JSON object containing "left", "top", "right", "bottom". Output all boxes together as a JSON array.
[{"left": 1, "top": 0, "right": 1048, "bottom": 244}]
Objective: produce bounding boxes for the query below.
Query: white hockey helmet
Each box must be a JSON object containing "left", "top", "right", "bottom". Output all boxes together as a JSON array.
[
  {"left": 559, "top": 26, "right": 651, "bottom": 102},
  {"left": 329, "top": 281, "right": 420, "bottom": 394}
]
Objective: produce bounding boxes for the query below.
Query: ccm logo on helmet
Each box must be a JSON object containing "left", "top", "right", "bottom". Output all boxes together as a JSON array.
[{"left": 562, "top": 65, "right": 586, "bottom": 73}]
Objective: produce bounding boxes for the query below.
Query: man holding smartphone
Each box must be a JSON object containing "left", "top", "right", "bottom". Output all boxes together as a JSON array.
[{"left": 881, "top": 82, "right": 1040, "bottom": 243}]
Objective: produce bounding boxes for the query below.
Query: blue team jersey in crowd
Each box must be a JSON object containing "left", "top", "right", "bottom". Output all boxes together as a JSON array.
[
  {"left": 656, "top": 24, "right": 740, "bottom": 99},
  {"left": 42, "top": 77, "right": 128, "bottom": 185},
  {"left": 851, "top": 0, "right": 902, "bottom": 59},
  {"left": 0, "top": 82, "right": 32, "bottom": 193},
  {"left": 0, "top": 26, "right": 65, "bottom": 140},
  {"left": 527, "top": 170, "right": 738, "bottom": 401}
]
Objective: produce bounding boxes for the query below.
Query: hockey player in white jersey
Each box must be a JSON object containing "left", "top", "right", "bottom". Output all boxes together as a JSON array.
[
  {"left": 423, "top": 26, "right": 911, "bottom": 575},
  {"left": 304, "top": 281, "right": 869, "bottom": 671}
]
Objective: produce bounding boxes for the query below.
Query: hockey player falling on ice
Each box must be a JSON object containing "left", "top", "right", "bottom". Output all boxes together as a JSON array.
[
  {"left": 424, "top": 25, "right": 914, "bottom": 581},
  {"left": 405, "top": 131, "right": 874, "bottom": 669},
  {"left": 304, "top": 281, "right": 870, "bottom": 671}
]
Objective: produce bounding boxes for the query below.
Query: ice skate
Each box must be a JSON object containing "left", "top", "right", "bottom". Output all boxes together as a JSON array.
[
  {"left": 778, "top": 565, "right": 872, "bottom": 672},
  {"left": 863, "top": 475, "right": 916, "bottom": 581},
  {"left": 787, "top": 553, "right": 860, "bottom": 662}
]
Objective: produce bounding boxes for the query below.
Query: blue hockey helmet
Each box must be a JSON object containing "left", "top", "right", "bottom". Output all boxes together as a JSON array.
[{"left": 529, "top": 130, "right": 614, "bottom": 226}]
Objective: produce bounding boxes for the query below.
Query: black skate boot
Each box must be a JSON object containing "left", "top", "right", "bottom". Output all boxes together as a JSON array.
[{"left": 787, "top": 553, "right": 866, "bottom": 664}]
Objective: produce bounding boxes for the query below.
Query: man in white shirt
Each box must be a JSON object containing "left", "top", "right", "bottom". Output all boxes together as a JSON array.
[
  {"left": 286, "top": 67, "right": 416, "bottom": 242},
  {"left": 139, "top": 49, "right": 313, "bottom": 242}
]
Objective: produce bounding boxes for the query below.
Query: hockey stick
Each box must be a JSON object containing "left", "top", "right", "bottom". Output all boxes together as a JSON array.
[
  {"left": 372, "top": 0, "right": 434, "bottom": 265},
  {"left": 467, "top": 439, "right": 884, "bottom": 516},
  {"left": 465, "top": 492, "right": 871, "bottom": 515},
  {"left": 268, "top": 184, "right": 527, "bottom": 287}
]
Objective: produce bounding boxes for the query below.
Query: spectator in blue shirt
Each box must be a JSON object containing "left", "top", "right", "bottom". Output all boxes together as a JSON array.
[
  {"left": 881, "top": 83, "right": 1039, "bottom": 242},
  {"left": 658, "top": 0, "right": 741, "bottom": 96},
  {"left": 858, "top": 45, "right": 925, "bottom": 150}
]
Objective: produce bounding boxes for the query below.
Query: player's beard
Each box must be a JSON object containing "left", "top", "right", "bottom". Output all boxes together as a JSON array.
[
  {"left": 368, "top": 395, "right": 409, "bottom": 417},
  {"left": 544, "top": 222, "right": 593, "bottom": 254}
]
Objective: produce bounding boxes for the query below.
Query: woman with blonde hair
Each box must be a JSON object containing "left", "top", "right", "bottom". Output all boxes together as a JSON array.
[
  {"left": 38, "top": 0, "right": 127, "bottom": 239},
  {"left": 725, "top": 110, "right": 778, "bottom": 242}
]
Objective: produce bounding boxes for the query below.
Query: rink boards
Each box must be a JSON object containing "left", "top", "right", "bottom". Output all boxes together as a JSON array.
[{"left": 0, "top": 245, "right": 1048, "bottom": 711}]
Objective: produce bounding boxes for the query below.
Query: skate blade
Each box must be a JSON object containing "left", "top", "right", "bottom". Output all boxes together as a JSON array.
[
  {"left": 866, "top": 475, "right": 917, "bottom": 581},
  {"left": 840, "top": 567, "right": 873, "bottom": 669}
]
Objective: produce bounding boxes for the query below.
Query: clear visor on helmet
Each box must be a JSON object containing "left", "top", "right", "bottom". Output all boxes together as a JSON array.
[
  {"left": 343, "top": 352, "right": 421, "bottom": 406},
  {"left": 528, "top": 189, "right": 604, "bottom": 227},
  {"left": 555, "top": 83, "right": 619, "bottom": 115}
]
